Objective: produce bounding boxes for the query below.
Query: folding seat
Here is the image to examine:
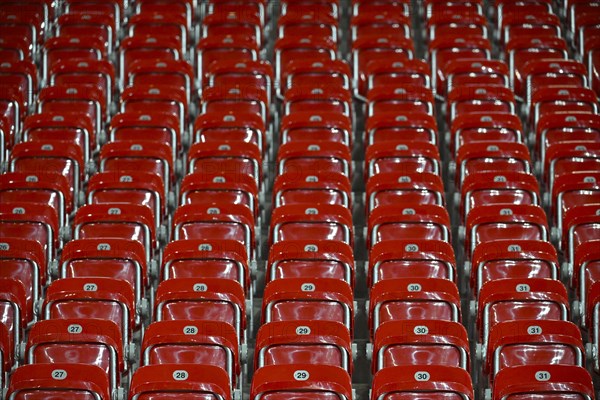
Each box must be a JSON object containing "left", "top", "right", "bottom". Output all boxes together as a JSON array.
[
  {"left": 119, "top": 35, "right": 183, "bottom": 90},
  {"left": 25, "top": 319, "right": 126, "bottom": 392},
  {"left": 371, "top": 320, "right": 469, "bottom": 372},
  {"left": 266, "top": 239, "right": 354, "bottom": 285},
  {"left": 109, "top": 112, "right": 181, "bottom": 165},
  {"left": 0, "top": 32, "right": 31, "bottom": 61},
  {"left": 491, "top": 365, "right": 594, "bottom": 400},
  {"left": 368, "top": 204, "right": 451, "bottom": 249},
  {"left": 0, "top": 60, "right": 37, "bottom": 112},
  {"left": 63, "top": 0, "right": 123, "bottom": 34},
  {"left": 352, "top": 35, "right": 415, "bottom": 99},
  {"left": 128, "top": 12, "right": 189, "bottom": 56},
  {"left": 255, "top": 320, "right": 352, "bottom": 372},
  {"left": 196, "top": 35, "right": 259, "bottom": 91},
  {"left": 86, "top": 171, "right": 166, "bottom": 232},
  {"left": 371, "top": 365, "right": 473, "bottom": 400},
  {"left": 534, "top": 112, "right": 600, "bottom": 169},
  {"left": 453, "top": 142, "right": 532, "bottom": 190},
  {"left": 269, "top": 204, "right": 353, "bottom": 247},
  {"left": 0, "top": 238, "right": 45, "bottom": 328},
  {"left": 120, "top": 84, "right": 188, "bottom": 140},
  {"left": 180, "top": 172, "right": 259, "bottom": 221},
  {"left": 202, "top": 9, "right": 262, "bottom": 47},
  {"left": 501, "top": 12, "right": 562, "bottom": 46},
  {"left": 544, "top": 142, "right": 600, "bottom": 193},
  {"left": 280, "top": 0, "right": 340, "bottom": 19},
  {"left": 55, "top": 12, "right": 116, "bottom": 55},
  {"left": 172, "top": 204, "right": 255, "bottom": 261},
  {"left": 552, "top": 173, "right": 600, "bottom": 248},
  {"left": 476, "top": 278, "right": 569, "bottom": 353},
  {"left": 365, "top": 111, "right": 438, "bottom": 145},
  {"left": 0, "top": 172, "right": 72, "bottom": 228},
  {"left": 369, "top": 278, "right": 461, "bottom": 336},
  {"left": 444, "top": 59, "right": 510, "bottom": 98},
  {"left": 59, "top": 238, "right": 148, "bottom": 309},
  {"left": 262, "top": 278, "right": 354, "bottom": 333},
  {"left": 201, "top": 84, "right": 269, "bottom": 126},
  {"left": 6, "top": 363, "right": 111, "bottom": 400},
  {"left": 42, "top": 277, "right": 137, "bottom": 346},
  {"left": 425, "top": 0, "right": 484, "bottom": 19},
  {"left": 49, "top": 59, "right": 115, "bottom": 114},
  {"left": 428, "top": 35, "right": 492, "bottom": 97},
  {"left": 427, "top": 11, "right": 488, "bottom": 41},
  {"left": 134, "top": 0, "right": 195, "bottom": 30},
  {"left": 0, "top": 278, "right": 26, "bottom": 356},
  {"left": 127, "top": 59, "right": 194, "bottom": 105},
  {"left": 350, "top": 11, "right": 411, "bottom": 42},
  {"left": 280, "top": 112, "right": 352, "bottom": 146},
  {"left": 161, "top": 239, "right": 249, "bottom": 294},
  {"left": 459, "top": 171, "right": 540, "bottom": 223},
  {"left": 207, "top": 60, "right": 273, "bottom": 105},
  {"left": 37, "top": 85, "right": 106, "bottom": 134},
  {"left": 495, "top": 0, "right": 553, "bottom": 33},
  {"left": 365, "top": 57, "right": 431, "bottom": 92},
  {"left": 272, "top": 171, "right": 352, "bottom": 208},
  {"left": 368, "top": 240, "right": 456, "bottom": 287},
  {"left": 142, "top": 320, "right": 240, "bottom": 387},
  {"left": 283, "top": 85, "right": 351, "bottom": 120},
  {"left": 365, "top": 141, "right": 442, "bottom": 179},
  {"left": 351, "top": 0, "right": 411, "bottom": 18},
  {"left": 99, "top": 141, "right": 175, "bottom": 197},
  {"left": 367, "top": 85, "right": 434, "bottom": 117},
  {"left": 73, "top": 203, "right": 157, "bottom": 265},
  {"left": 274, "top": 35, "right": 337, "bottom": 85},
  {"left": 278, "top": 10, "right": 338, "bottom": 43},
  {"left": 21, "top": 112, "right": 95, "bottom": 166},
  {"left": 0, "top": 8, "right": 42, "bottom": 57},
  {"left": 188, "top": 141, "right": 262, "bottom": 190},
  {"left": 450, "top": 113, "right": 523, "bottom": 158},
  {"left": 204, "top": 0, "right": 267, "bottom": 29},
  {"left": 561, "top": 204, "right": 600, "bottom": 274},
  {"left": 530, "top": 87, "right": 599, "bottom": 135},
  {"left": 130, "top": 364, "right": 232, "bottom": 400},
  {"left": 193, "top": 112, "right": 266, "bottom": 158},
  {"left": 469, "top": 239, "right": 559, "bottom": 297},
  {"left": 41, "top": 36, "right": 106, "bottom": 82},
  {"left": 251, "top": 364, "right": 352, "bottom": 400},
  {"left": 522, "top": 59, "right": 588, "bottom": 110},
  {"left": 366, "top": 171, "right": 445, "bottom": 214},
  {"left": 485, "top": 320, "right": 584, "bottom": 383},
  {"left": 573, "top": 7, "right": 600, "bottom": 57},
  {"left": 464, "top": 204, "right": 549, "bottom": 260},
  {"left": 0, "top": 86, "right": 24, "bottom": 136},
  {"left": 277, "top": 142, "right": 352, "bottom": 177},
  {"left": 0, "top": 202, "right": 59, "bottom": 268},
  {"left": 155, "top": 278, "right": 246, "bottom": 344},
  {"left": 447, "top": 85, "right": 515, "bottom": 128},
  {"left": 570, "top": 240, "right": 600, "bottom": 325},
  {"left": 506, "top": 36, "right": 569, "bottom": 99}
]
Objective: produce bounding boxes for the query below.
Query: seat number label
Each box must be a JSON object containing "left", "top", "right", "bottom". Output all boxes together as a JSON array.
[
  {"left": 68, "top": 324, "right": 83, "bottom": 334},
  {"left": 173, "top": 370, "right": 189, "bottom": 381},
  {"left": 296, "top": 326, "right": 311, "bottom": 335},
  {"left": 193, "top": 283, "right": 208, "bottom": 292},
  {"left": 414, "top": 326, "right": 429, "bottom": 335},
  {"left": 183, "top": 326, "right": 198, "bottom": 335},
  {"left": 294, "top": 370, "right": 310, "bottom": 381},
  {"left": 407, "top": 283, "right": 422, "bottom": 292},
  {"left": 301, "top": 283, "right": 315, "bottom": 292},
  {"left": 527, "top": 326, "right": 542, "bottom": 335},
  {"left": 516, "top": 284, "right": 530, "bottom": 292},
  {"left": 83, "top": 283, "right": 98, "bottom": 291},
  {"left": 52, "top": 369, "right": 67, "bottom": 380},
  {"left": 414, "top": 371, "right": 430, "bottom": 381},
  {"left": 535, "top": 371, "right": 551, "bottom": 381}
]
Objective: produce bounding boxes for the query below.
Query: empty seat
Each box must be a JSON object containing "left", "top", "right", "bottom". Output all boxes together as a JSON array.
[
  {"left": 255, "top": 320, "right": 352, "bottom": 372},
  {"left": 251, "top": 364, "right": 352, "bottom": 400},
  {"left": 7, "top": 363, "right": 111, "bottom": 400}
]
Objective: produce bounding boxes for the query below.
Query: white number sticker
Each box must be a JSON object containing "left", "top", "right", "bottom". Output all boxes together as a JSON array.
[
  {"left": 294, "top": 370, "right": 310, "bottom": 381},
  {"left": 407, "top": 283, "right": 422, "bottom": 292},
  {"left": 414, "top": 371, "right": 430, "bottom": 381},
  {"left": 535, "top": 371, "right": 551, "bottom": 381},
  {"left": 68, "top": 324, "right": 83, "bottom": 334},
  {"left": 296, "top": 326, "right": 311, "bottom": 335},
  {"left": 516, "top": 284, "right": 530, "bottom": 292},
  {"left": 414, "top": 325, "right": 429, "bottom": 335},
  {"left": 527, "top": 326, "right": 542, "bottom": 335},
  {"left": 193, "top": 283, "right": 208, "bottom": 292},
  {"left": 173, "top": 370, "right": 189, "bottom": 381},
  {"left": 83, "top": 283, "right": 98, "bottom": 291},
  {"left": 183, "top": 326, "right": 198, "bottom": 335},
  {"left": 301, "top": 283, "right": 315, "bottom": 292},
  {"left": 52, "top": 369, "right": 67, "bottom": 380}
]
